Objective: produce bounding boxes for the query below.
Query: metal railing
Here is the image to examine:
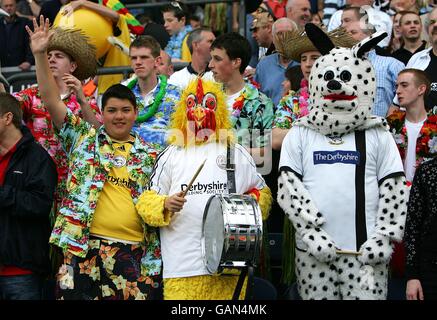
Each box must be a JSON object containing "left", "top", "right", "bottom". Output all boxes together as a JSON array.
[
  {"left": 2, "top": 62, "right": 189, "bottom": 92},
  {"left": 1, "top": 0, "right": 250, "bottom": 90}
]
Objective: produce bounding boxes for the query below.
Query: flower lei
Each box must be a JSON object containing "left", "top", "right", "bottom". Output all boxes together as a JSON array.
[
  {"left": 232, "top": 90, "right": 247, "bottom": 118},
  {"left": 417, "top": 113, "right": 437, "bottom": 160},
  {"left": 248, "top": 78, "right": 261, "bottom": 90},
  {"left": 296, "top": 79, "right": 309, "bottom": 117},
  {"left": 387, "top": 108, "right": 437, "bottom": 167},
  {"left": 387, "top": 111, "right": 407, "bottom": 160},
  {"left": 127, "top": 75, "right": 167, "bottom": 123},
  {"left": 276, "top": 78, "right": 310, "bottom": 129}
]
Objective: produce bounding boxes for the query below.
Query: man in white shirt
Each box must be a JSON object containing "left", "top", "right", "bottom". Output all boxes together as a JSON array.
[
  {"left": 168, "top": 26, "right": 215, "bottom": 89},
  {"left": 385, "top": 68, "right": 431, "bottom": 299},
  {"left": 388, "top": 68, "right": 431, "bottom": 182}
]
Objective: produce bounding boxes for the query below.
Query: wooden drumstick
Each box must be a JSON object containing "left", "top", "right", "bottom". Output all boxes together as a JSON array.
[
  {"left": 336, "top": 249, "right": 362, "bottom": 256},
  {"left": 169, "top": 159, "right": 207, "bottom": 218},
  {"left": 181, "top": 158, "right": 207, "bottom": 198}
]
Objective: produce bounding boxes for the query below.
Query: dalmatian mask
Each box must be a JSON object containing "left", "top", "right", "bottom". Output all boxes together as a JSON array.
[{"left": 293, "top": 23, "right": 389, "bottom": 137}]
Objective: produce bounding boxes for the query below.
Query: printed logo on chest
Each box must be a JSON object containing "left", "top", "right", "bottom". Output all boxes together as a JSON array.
[{"left": 313, "top": 150, "right": 360, "bottom": 165}]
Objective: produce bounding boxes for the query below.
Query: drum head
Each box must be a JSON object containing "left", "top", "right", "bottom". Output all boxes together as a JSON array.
[{"left": 202, "top": 195, "right": 225, "bottom": 274}]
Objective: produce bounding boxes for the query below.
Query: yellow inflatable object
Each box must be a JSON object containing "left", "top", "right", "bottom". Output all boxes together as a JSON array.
[{"left": 54, "top": 7, "right": 113, "bottom": 59}]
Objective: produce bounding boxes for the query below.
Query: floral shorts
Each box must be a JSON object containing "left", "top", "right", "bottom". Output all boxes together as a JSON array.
[{"left": 56, "top": 239, "right": 162, "bottom": 300}]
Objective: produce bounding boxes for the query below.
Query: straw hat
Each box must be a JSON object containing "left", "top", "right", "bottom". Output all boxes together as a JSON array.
[
  {"left": 274, "top": 27, "right": 357, "bottom": 62},
  {"left": 47, "top": 28, "right": 97, "bottom": 80}
]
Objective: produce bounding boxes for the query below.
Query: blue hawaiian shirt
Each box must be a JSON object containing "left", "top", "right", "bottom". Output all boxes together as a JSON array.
[{"left": 130, "top": 76, "right": 181, "bottom": 152}]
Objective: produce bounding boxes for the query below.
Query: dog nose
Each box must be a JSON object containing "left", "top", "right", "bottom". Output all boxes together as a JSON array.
[{"left": 327, "top": 80, "right": 341, "bottom": 91}]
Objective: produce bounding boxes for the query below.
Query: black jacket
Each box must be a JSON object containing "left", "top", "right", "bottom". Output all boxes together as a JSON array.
[
  {"left": 143, "top": 22, "right": 170, "bottom": 51},
  {"left": 39, "top": 0, "right": 62, "bottom": 25},
  {"left": 0, "top": 126, "right": 57, "bottom": 275},
  {"left": 0, "top": 16, "right": 34, "bottom": 67},
  {"left": 405, "top": 157, "right": 437, "bottom": 279}
]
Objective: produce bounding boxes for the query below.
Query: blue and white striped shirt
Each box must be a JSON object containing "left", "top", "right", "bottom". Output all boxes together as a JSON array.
[{"left": 368, "top": 50, "right": 405, "bottom": 117}]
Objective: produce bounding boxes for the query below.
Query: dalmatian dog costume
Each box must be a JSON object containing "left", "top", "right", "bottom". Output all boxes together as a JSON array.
[{"left": 277, "top": 24, "right": 408, "bottom": 300}]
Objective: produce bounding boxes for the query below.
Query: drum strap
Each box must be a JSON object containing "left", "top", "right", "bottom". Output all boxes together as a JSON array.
[
  {"left": 232, "top": 268, "right": 248, "bottom": 300},
  {"left": 226, "top": 139, "right": 236, "bottom": 194}
]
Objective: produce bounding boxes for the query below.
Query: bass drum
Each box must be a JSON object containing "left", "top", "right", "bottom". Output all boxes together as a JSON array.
[{"left": 201, "top": 194, "right": 263, "bottom": 274}]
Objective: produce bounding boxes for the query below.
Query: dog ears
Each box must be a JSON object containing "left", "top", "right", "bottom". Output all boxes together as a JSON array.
[
  {"left": 305, "top": 22, "right": 388, "bottom": 59},
  {"left": 305, "top": 23, "right": 335, "bottom": 56},
  {"left": 353, "top": 31, "right": 387, "bottom": 58}
]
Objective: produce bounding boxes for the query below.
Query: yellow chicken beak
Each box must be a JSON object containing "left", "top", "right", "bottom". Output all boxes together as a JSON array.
[{"left": 193, "top": 105, "right": 205, "bottom": 127}]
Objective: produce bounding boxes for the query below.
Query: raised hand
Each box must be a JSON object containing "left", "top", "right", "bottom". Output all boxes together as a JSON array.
[
  {"left": 62, "top": 73, "right": 85, "bottom": 99},
  {"left": 25, "top": 15, "right": 54, "bottom": 55}
]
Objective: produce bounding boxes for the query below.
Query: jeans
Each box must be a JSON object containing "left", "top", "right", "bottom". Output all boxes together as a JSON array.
[{"left": 0, "top": 274, "right": 43, "bottom": 300}]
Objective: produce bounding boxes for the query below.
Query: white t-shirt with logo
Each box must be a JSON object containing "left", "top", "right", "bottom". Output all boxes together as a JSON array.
[
  {"left": 404, "top": 118, "right": 426, "bottom": 182},
  {"left": 150, "top": 142, "right": 266, "bottom": 278},
  {"left": 279, "top": 126, "right": 404, "bottom": 251}
]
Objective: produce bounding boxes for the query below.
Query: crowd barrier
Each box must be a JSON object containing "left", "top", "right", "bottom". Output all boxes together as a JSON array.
[{"left": 2, "top": 63, "right": 188, "bottom": 93}]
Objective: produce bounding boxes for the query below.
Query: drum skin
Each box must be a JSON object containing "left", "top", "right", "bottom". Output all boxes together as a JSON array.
[
  {"left": 53, "top": 7, "right": 113, "bottom": 59},
  {"left": 202, "top": 196, "right": 225, "bottom": 274}
]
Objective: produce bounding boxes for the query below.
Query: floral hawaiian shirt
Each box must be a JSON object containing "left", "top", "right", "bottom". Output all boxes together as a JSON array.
[
  {"left": 387, "top": 108, "right": 437, "bottom": 177},
  {"left": 49, "top": 109, "right": 161, "bottom": 276},
  {"left": 130, "top": 76, "right": 181, "bottom": 152},
  {"left": 230, "top": 82, "right": 274, "bottom": 148},
  {"left": 273, "top": 79, "right": 310, "bottom": 129},
  {"left": 14, "top": 87, "right": 102, "bottom": 206}
]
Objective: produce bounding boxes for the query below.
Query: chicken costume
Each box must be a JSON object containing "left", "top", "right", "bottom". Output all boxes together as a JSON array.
[
  {"left": 277, "top": 24, "right": 408, "bottom": 300},
  {"left": 136, "top": 78, "right": 272, "bottom": 300}
]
